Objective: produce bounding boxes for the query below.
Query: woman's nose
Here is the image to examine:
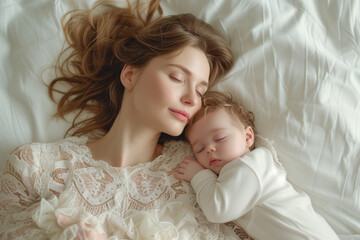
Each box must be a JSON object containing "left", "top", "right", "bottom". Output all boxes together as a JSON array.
[{"left": 181, "top": 90, "right": 198, "bottom": 106}]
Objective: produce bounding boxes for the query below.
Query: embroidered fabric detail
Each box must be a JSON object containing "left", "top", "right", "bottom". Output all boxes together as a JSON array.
[{"left": 0, "top": 137, "right": 251, "bottom": 239}]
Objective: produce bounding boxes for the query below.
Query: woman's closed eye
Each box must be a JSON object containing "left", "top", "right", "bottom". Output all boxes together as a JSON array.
[
  {"left": 170, "top": 74, "right": 184, "bottom": 83},
  {"left": 196, "top": 86, "right": 207, "bottom": 97},
  {"left": 196, "top": 90, "right": 203, "bottom": 97}
]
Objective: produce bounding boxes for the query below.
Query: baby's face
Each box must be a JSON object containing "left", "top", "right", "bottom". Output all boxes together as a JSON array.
[{"left": 188, "top": 108, "right": 253, "bottom": 174}]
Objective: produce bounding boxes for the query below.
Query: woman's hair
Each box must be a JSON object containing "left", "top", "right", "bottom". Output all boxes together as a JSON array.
[
  {"left": 48, "top": 0, "right": 233, "bottom": 139},
  {"left": 186, "top": 91, "right": 256, "bottom": 150}
]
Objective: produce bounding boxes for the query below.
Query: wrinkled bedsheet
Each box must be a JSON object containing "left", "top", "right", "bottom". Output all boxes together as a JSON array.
[{"left": 0, "top": 0, "right": 359, "bottom": 238}]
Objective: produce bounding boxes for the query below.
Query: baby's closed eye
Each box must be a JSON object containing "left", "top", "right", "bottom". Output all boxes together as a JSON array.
[
  {"left": 193, "top": 145, "right": 205, "bottom": 153},
  {"left": 215, "top": 136, "right": 226, "bottom": 142}
]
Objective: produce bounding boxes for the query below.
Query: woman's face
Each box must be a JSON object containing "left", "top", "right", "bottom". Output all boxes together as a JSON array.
[{"left": 127, "top": 46, "right": 210, "bottom": 136}]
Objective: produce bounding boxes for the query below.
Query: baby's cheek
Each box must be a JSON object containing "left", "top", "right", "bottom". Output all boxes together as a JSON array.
[
  {"left": 220, "top": 145, "right": 240, "bottom": 161},
  {"left": 197, "top": 156, "right": 208, "bottom": 168}
]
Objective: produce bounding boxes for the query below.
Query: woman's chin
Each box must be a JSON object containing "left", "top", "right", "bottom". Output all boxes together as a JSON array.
[
  {"left": 162, "top": 123, "right": 186, "bottom": 137},
  {"left": 167, "top": 131, "right": 183, "bottom": 137},
  {"left": 164, "top": 128, "right": 185, "bottom": 137}
]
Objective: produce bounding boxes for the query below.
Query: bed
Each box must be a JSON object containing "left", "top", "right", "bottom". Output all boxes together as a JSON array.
[{"left": 0, "top": 0, "right": 359, "bottom": 239}]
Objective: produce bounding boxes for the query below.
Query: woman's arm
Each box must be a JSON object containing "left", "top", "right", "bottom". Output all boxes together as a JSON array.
[
  {"left": 190, "top": 156, "right": 261, "bottom": 223},
  {"left": 0, "top": 146, "right": 48, "bottom": 239}
]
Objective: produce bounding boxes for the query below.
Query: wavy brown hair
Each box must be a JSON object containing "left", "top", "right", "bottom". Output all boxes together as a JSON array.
[
  {"left": 186, "top": 91, "right": 256, "bottom": 150},
  {"left": 48, "top": 0, "right": 233, "bottom": 139}
]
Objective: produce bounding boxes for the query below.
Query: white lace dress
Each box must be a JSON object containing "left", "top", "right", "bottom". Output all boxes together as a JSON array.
[{"left": 0, "top": 137, "right": 251, "bottom": 239}]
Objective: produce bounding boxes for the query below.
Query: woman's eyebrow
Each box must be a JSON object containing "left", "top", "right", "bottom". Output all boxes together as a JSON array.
[{"left": 167, "top": 64, "right": 209, "bottom": 87}]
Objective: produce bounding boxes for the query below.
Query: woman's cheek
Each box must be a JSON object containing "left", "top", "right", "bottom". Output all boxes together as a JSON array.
[{"left": 149, "top": 74, "right": 176, "bottom": 102}]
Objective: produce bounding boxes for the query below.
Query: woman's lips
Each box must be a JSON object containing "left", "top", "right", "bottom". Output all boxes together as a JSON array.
[
  {"left": 209, "top": 159, "right": 221, "bottom": 166},
  {"left": 169, "top": 109, "right": 189, "bottom": 122}
]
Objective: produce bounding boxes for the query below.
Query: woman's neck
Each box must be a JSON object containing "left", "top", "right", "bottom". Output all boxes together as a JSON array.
[{"left": 86, "top": 112, "right": 162, "bottom": 168}]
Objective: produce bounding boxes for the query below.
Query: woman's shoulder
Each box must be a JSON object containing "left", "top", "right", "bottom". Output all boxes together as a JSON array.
[
  {"left": 12, "top": 136, "right": 87, "bottom": 152},
  {"left": 154, "top": 140, "right": 194, "bottom": 169},
  {"left": 9, "top": 136, "right": 88, "bottom": 165},
  {"left": 163, "top": 140, "right": 193, "bottom": 157}
]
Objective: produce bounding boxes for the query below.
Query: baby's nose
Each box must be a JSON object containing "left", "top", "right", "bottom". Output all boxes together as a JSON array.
[{"left": 206, "top": 145, "right": 216, "bottom": 153}]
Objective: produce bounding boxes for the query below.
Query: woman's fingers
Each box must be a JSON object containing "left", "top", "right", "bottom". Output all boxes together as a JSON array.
[
  {"left": 58, "top": 215, "right": 107, "bottom": 240},
  {"left": 78, "top": 221, "right": 107, "bottom": 240},
  {"left": 58, "top": 213, "right": 76, "bottom": 228}
]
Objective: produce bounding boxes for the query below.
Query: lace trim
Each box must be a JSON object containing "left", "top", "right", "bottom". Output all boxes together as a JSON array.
[{"left": 1, "top": 137, "right": 252, "bottom": 239}]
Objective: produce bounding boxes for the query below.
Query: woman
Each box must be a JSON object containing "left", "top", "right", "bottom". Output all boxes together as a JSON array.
[{"left": 0, "top": 0, "right": 241, "bottom": 239}]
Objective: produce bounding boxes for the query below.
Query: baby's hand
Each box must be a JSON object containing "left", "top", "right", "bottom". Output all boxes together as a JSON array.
[{"left": 174, "top": 157, "right": 205, "bottom": 182}]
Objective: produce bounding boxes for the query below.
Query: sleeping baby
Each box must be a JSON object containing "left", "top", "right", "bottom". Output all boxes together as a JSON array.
[{"left": 174, "top": 91, "right": 339, "bottom": 240}]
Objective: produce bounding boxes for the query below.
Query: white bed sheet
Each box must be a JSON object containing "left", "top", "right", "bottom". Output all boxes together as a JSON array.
[{"left": 0, "top": 0, "right": 359, "bottom": 238}]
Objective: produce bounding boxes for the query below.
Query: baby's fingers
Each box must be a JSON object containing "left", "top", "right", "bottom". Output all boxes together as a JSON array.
[
  {"left": 176, "top": 162, "right": 191, "bottom": 173},
  {"left": 173, "top": 171, "right": 186, "bottom": 180},
  {"left": 177, "top": 160, "right": 192, "bottom": 168},
  {"left": 183, "top": 158, "right": 196, "bottom": 164}
]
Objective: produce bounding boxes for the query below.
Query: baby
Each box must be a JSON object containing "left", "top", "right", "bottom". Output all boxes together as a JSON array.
[{"left": 174, "top": 91, "right": 339, "bottom": 240}]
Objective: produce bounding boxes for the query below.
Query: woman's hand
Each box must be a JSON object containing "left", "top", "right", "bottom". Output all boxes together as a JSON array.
[
  {"left": 58, "top": 214, "right": 107, "bottom": 240},
  {"left": 174, "top": 157, "right": 205, "bottom": 182}
]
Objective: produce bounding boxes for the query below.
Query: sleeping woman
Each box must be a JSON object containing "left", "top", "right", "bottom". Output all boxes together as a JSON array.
[{"left": 0, "top": 0, "right": 247, "bottom": 239}]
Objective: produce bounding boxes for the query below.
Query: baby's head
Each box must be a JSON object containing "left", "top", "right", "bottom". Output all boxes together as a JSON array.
[{"left": 186, "top": 91, "right": 255, "bottom": 174}]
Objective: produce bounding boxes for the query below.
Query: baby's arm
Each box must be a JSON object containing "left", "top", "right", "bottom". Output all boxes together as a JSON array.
[
  {"left": 191, "top": 157, "right": 261, "bottom": 223},
  {"left": 174, "top": 157, "right": 205, "bottom": 182}
]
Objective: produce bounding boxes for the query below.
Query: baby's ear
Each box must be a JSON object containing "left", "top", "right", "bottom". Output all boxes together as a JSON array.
[
  {"left": 245, "top": 126, "right": 255, "bottom": 148},
  {"left": 120, "top": 64, "right": 138, "bottom": 90}
]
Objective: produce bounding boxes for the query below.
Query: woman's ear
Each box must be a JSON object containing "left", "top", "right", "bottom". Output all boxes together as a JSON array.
[
  {"left": 245, "top": 126, "right": 255, "bottom": 148},
  {"left": 120, "top": 64, "right": 137, "bottom": 90}
]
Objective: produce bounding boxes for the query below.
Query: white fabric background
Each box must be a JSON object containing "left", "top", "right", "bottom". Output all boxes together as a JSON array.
[{"left": 1, "top": 0, "right": 359, "bottom": 238}]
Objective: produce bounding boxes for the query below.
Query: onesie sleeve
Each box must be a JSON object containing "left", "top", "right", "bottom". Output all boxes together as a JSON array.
[
  {"left": 191, "top": 155, "right": 261, "bottom": 223},
  {"left": 0, "top": 144, "right": 49, "bottom": 239}
]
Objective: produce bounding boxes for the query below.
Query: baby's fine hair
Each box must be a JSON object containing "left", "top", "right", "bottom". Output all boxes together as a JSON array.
[{"left": 186, "top": 91, "right": 256, "bottom": 150}]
